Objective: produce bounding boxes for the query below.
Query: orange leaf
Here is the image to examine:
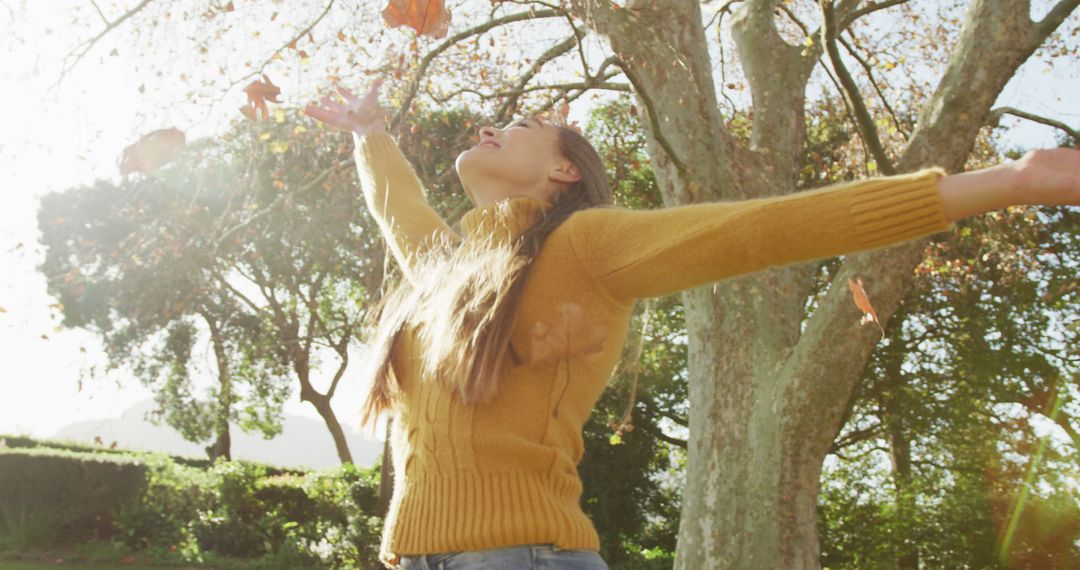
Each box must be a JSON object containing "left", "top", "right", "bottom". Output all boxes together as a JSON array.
[
  {"left": 241, "top": 74, "right": 282, "bottom": 121},
  {"left": 848, "top": 276, "right": 885, "bottom": 339},
  {"left": 119, "top": 128, "right": 186, "bottom": 175},
  {"left": 529, "top": 302, "right": 608, "bottom": 365},
  {"left": 381, "top": 0, "right": 452, "bottom": 39}
]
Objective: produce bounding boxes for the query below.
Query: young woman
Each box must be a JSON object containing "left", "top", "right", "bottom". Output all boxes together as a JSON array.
[{"left": 304, "top": 81, "right": 1079, "bottom": 570}]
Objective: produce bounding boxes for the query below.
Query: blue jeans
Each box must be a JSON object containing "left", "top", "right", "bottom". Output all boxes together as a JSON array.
[{"left": 396, "top": 543, "right": 609, "bottom": 570}]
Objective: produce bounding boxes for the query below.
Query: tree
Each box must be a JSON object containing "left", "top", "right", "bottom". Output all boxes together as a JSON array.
[
  {"left": 39, "top": 115, "right": 385, "bottom": 464},
  {"left": 37, "top": 137, "right": 293, "bottom": 460},
  {"left": 37, "top": 1, "right": 1080, "bottom": 567},
  {"left": 207, "top": 116, "right": 381, "bottom": 464}
]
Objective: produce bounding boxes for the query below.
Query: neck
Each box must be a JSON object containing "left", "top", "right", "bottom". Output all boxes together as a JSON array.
[
  {"left": 459, "top": 195, "right": 554, "bottom": 244},
  {"left": 463, "top": 174, "right": 556, "bottom": 208}
]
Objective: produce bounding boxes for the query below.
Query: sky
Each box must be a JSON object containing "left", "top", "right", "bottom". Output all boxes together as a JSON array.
[{"left": 1, "top": 1, "right": 1077, "bottom": 448}]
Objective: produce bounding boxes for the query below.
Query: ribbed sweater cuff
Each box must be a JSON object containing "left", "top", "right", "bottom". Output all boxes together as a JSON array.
[{"left": 848, "top": 167, "right": 954, "bottom": 249}]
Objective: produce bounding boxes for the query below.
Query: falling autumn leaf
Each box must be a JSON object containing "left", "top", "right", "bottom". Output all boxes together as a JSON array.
[
  {"left": 382, "top": 0, "right": 452, "bottom": 39},
  {"left": 241, "top": 74, "right": 282, "bottom": 121},
  {"left": 119, "top": 128, "right": 186, "bottom": 175},
  {"left": 529, "top": 302, "right": 608, "bottom": 365},
  {"left": 848, "top": 276, "right": 885, "bottom": 339}
]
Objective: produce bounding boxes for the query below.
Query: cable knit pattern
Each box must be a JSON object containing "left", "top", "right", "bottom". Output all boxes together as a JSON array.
[{"left": 353, "top": 132, "right": 955, "bottom": 569}]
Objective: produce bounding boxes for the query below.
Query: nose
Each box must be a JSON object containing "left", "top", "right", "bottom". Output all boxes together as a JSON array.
[{"left": 479, "top": 126, "right": 498, "bottom": 141}]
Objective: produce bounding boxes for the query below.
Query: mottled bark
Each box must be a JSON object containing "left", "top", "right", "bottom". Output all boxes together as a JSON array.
[{"left": 572, "top": 0, "right": 1075, "bottom": 568}]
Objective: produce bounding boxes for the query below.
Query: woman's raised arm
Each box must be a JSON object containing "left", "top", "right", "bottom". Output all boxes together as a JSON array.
[
  {"left": 304, "top": 81, "right": 460, "bottom": 283},
  {"left": 565, "top": 150, "right": 1080, "bottom": 306}
]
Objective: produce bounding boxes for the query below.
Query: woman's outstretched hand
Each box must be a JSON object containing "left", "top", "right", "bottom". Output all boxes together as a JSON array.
[
  {"left": 1009, "top": 147, "right": 1080, "bottom": 207},
  {"left": 303, "top": 79, "right": 387, "bottom": 136},
  {"left": 938, "top": 147, "right": 1080, "bottom": 222}
]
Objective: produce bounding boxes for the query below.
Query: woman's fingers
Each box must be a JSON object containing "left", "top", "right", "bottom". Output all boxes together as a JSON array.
[
  {"left": 335, "top": 84, "right": 357, "bottom": 102},
  {"left": 363, "top": 80, "right": 383, "bottom": 101},
  {"left": 302, "top": 105, "right": 333, "bottom": 124},
  {"left": 319, "top": 95, "right": 345, "bottom": 112},
  {"left": 304, "top": 104, "right": 348, "bottom": 128}
]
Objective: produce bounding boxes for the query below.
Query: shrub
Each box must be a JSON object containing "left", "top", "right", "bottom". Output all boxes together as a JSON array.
[
  {"left": 0, "top": 447, "right": 147, "bottom": 549},
  {"left": 0, "top": 438, "right": 385, "bottom": 568}
]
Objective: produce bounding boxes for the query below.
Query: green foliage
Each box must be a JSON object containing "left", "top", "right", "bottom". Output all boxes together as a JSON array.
[
  {"left": 0, "top": 440, "right": 383, "bottom": 569},
  {"left": 585, "top": 96, "right": 662, "bottom": 209},
  {"left": 0, "top": 448, "right": 147, "bottom": 551},
  {"left": 37, "top": 109, "right": 390, "bottom": 462},
  {"left": 111, "top": 456, "right": 383, "bottom": 568},
  {"left": 819, "top": 128, "right": 1080, "bottom": 568}
]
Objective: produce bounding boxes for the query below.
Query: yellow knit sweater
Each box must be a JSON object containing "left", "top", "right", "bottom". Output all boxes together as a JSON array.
[{"left": 354, "top": 132, "right": 954, "bottom": 568}]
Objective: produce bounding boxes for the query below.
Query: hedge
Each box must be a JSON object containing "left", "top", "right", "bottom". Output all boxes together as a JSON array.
[{"left": 0, "top": 441, "right": 384, "bottom": 569}]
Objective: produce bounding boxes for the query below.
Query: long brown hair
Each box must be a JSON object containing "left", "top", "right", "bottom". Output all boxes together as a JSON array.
[{"left": 356, "top": 125, "right": 613, "bottom": 435}]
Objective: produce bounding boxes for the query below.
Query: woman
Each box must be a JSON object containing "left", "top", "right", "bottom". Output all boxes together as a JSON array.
[{"left": 304, "top": 81, "right": 1079, "bottom": 570}]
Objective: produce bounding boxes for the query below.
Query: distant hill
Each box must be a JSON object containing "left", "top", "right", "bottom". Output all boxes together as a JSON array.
[{"left": 54, "top": 400, "right": 383, "bottom": 470}]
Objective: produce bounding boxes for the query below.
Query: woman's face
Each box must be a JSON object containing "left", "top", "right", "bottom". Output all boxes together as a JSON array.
[{"left": 455, "top": 117, "right": 580, "bottom": 207}]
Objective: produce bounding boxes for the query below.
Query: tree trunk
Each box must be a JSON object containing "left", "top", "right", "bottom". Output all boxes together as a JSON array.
[
  {"left": 205, "top": 314, "right": 232, "bottom": 462},
  {"left": 378, "top": 416, "right": 395, "bottom": 517},
  {"left": 881, "top": 347, "right": 918, "bottom": 570},
  {"left": 297, "top": 361, "right": 354, "bottom": 464},
  {"left": 571, "top": 0, "right": 1074, "bottom": 568},
  {"left": 310, "top": 392, "right": 353, "bottom": 464}
]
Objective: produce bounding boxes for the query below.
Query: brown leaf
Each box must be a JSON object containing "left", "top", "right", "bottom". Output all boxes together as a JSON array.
[
  {"left": 241, "top": 74, "right": 282, "bottom": 121},
  {"left": 848, "top": 276, "right": 885, "bottom": 339},
  {"left": 119, "top": 128, "right": 186, "bottom": 175},
  {"left": 529, "top": 302, "right": 608, "bottom": 365},
  {"left": 381, "top": 0, "right": 452, "bottom": 39}
]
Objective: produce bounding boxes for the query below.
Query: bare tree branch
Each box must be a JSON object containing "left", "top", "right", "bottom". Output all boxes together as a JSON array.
[
  {"left": 49, "top": 0, "right": 158, "bottom": 94},
  {"left": 777, "top": 1, "right": 811, "bottom": 37},
  {"left": 839, "top": 31, "right": 909, "bottom": 139},
  {"left": 88, "top": 0, "right": 110, "bottom": 25},
  {"left": 705, "top": 0, "right": 746, "bottom": 31},
  {"left": 838, "top": 0, "right": 911, "bottom": 30},
  {"left": 1033, "top": 0, "right": 1080, "bottom": 40},
  {"left": 251, "top": 0, "right": 337, "bottom": 79},
  {"left": 610, "top": 56, "right": 693, "bottom": 182},
  {"left": 524, "top": 72, "right": 628, "bottom": 124},
  {"left": 639, "top": 420, "right": 688, "bottom": 449},
  {"left": 390, "top": 9, "right": 561, "bottom": 130},
  {"left": 429, "top": 73, "right": 628, "bottom": 105},
  {"left": 830, "top": 421, "right": 883, "bottom": 453},
  {"left": 326, "top": 325, "right": 351, "bottom": 400},
  {"left": 820, "top": 0, "right": 895, "bottom": 174},
  {"left": 988, "top": 106, "right": 1080, "bottom": 143},
  {"left": 494, "top": 35, "right": 579, "bottom": 123}
]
